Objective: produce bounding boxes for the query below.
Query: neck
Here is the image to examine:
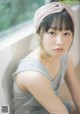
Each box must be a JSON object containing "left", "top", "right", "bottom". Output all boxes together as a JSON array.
[{"left": 39, "top": 46, "right": 60, "bottom": 64}]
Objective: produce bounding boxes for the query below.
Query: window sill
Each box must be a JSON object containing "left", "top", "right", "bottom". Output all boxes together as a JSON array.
[{"left": 0, "top": 23, "right": 36, "bottom": 50}]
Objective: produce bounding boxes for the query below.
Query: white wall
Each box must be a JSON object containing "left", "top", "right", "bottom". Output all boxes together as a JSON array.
[
  {"left": 0, "top": 4, "right": 80, "bottom": 114},
  {"left": 69, "top": 5, "right": 80, "bottom": 66}
]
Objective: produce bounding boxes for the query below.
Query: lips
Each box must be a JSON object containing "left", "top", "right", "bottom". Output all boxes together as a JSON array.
[{"left": 54, "top": 48, "right": 64, "bottom": 52}]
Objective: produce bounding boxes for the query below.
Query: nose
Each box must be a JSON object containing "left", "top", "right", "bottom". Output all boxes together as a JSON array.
[{"left": 56, "top": 35, "right": 62, "bottom": 45}]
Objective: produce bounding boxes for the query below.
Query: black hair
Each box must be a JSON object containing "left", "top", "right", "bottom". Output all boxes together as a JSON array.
[
  {"left": 37, "top": 9, "right": 74, "bottom": 36},
  {"left": 50, "top": 0, "right": 59, "bottom": 2}
]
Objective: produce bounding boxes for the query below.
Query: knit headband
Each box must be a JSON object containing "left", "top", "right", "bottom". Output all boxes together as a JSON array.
[{"left": 34, "top": 2, "right": 75, "bottom": 31}]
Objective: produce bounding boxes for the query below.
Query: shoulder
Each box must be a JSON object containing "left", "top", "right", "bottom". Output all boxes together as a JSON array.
[{"left": 16, "top": 71, "right": 50, "bottom": 91}]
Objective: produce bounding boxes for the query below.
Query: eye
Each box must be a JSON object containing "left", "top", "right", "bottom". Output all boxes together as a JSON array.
[
  {"left": 64, "top": 32, "right": 71, "bottom": 36},
  {"left": 48, "top": 31, "right": 56, "bottom": 36}
]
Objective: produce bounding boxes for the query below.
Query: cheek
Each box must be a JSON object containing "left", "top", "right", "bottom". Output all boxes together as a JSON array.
[
  {"left": 65, "top": 39, "right": 73, "bottom": 48},
  {"left": 43, "top": 38, "right": 52, "bottom": 47},
  {"left": 45, "top": 37, "right": 56, "bottom": 45}
]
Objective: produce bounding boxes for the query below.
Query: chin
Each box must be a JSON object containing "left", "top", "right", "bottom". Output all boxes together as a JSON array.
[{"left": 51, "top": 51, "right": 65, "bottom": 56}]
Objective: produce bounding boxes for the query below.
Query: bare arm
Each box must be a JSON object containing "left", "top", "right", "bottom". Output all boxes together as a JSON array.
[
  {"left": 64, "top": 56, "right": 80, "bottom": 108},
  {"left": 16, "top": 71, "right": 69, "bottom": 114}
]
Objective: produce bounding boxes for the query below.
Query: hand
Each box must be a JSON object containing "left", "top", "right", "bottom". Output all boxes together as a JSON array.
[
  {"left": 71, "top": 107, "right": 80, "bottom": 114},
  {"left": 69, "top": 106, "right": 80, "bottom": 114}
]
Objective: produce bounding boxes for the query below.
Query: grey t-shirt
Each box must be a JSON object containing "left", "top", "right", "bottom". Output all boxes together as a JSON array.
[{"left": 12, "top": 55, "right": 68, "bottom": 114}]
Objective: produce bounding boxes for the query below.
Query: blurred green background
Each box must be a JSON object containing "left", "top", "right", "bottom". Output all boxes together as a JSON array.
[
  {"left": 0, "top": 0, "right": 45, "bottom": 32},
  {"left": 60, "top": 0, "right": 80, "bottom": 3}
]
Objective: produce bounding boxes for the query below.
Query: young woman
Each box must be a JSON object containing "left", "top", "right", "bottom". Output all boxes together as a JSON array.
[{"left": 12, "top": 1, "right": 80, "bottom": 114}]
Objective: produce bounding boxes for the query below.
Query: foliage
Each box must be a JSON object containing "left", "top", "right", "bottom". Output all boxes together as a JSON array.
[{"left": 0, "top": 0, "right": 44, "bottom": 32}]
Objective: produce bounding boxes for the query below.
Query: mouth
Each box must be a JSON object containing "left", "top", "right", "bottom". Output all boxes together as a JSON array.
[{"left": 54, "top": 48, "right": 64, "bottom": 52}]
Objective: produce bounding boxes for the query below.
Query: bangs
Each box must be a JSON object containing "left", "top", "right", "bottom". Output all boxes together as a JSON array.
[
  {"left": 38, "top": 9, "right": 74, "bottom": 34},
  {"left": 50, "top": 10, "right": 74, "bottom": 31}
]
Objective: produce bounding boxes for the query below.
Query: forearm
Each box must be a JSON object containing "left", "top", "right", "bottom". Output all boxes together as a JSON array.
[
  {"left": 71, "top": 86, "right": 80, "bottom": 107},
  {"left": 69, "top": 90, "right": 80, "bottom": 114},
  {"left": 48, "top": 97, "right": 69, "bottom": 114}
]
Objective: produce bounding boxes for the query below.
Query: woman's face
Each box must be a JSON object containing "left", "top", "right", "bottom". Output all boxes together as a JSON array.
[{"left": 40, "top": 27, "right": 73, "bottom": 57}]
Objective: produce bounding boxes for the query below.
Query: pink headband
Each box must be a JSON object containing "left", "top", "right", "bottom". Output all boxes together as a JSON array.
[{"left": 34, "top": 2, "right": 75, "bottom": 31}]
